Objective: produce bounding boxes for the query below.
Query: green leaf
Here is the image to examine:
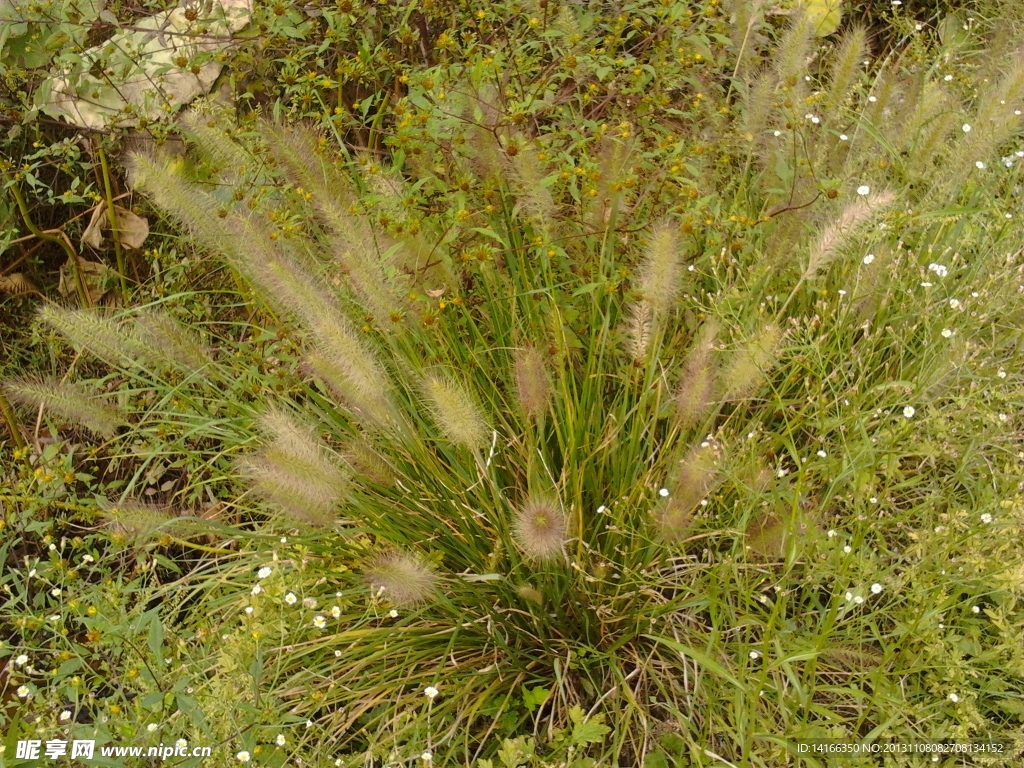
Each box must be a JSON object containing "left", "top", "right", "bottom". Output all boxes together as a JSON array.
[
  {"left": 568, "top": 706, "right": 610, "bottom": 746},
  {"left": 802, "top": 0, "right": 842, "bottom": 37},
  {"left": 521, "top": 685, "right": 549, "bottom": 712}
]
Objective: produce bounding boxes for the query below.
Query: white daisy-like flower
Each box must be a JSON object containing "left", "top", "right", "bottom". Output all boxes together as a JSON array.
[
  {"left": 871, "top": 583, "right": 883, "bottom": 594},
  {"left": 16, "top": 685, "right": 29, "bottom": 697},
  {"left": 82, "top": 554, "right": 94, "bottom": 563},
  {"left": 816, "top": 450, "right": 827, "bottom": 458},
  {"left": 175, "top": 739, "right": 187, "bottom": 750},
  {"left": 827, "top": 529, "right": 837, "bottom": 538},
  {"left": 949, "top": 298, "right": 961, "bottom": 309},
  {"left": 928, "top": 263, "right": 947, "bottom": 276},
  {"left": 948, "top": 692, "right": 960, "bottom": 703},
  {"left": 334, "top": 650, "right": 342, "bottom": 657},
  {"left": 749, "top": 650, "right": 761, "bottom": 660},
  {"left": 251, "top": 585, "right": 262, "bottom": 596},
  {"left": 773, "top": 130, "right": 781, "bottom": 137},
  {"left": 389, "top": 609, "right": 399, "bottom": 618},
  {"left": 980, "top": 513, "right": 993, "bottom": 524},
  {"left": 997, "top": 369, "right": 1007, "bottom": 378},
  {"left": 972, "top": 606, "right": 980, "bottom": 614},
  {"left": 658, "top": 488, "right": 670, "bottom": 497},
  {"left": 422, "top": 752, "right": 433, "bottom": 762},
  {"left": 257, "top": 567, "right": 272, "bottom": 579},
  {"left": 244, "top": 606, "right": 253, "bottom": 615},
  {"left": 276, "top": 735, "right": 286, "bottom": 746},
  {"left": 50, "top": 588, "right": 61, "bottom": 597},
  {"left": 284, "top": 593, "right": 297, "bottom": 605},
  {"left": 424, "top": 686, "right": 439, "bottom": 699},
  {"left": 330, "top": 605, "right": 341, "bottom": 618},
  {"left": 868, "top": 95, "right": 878, "bottom": 102},
  {"left": 597, "top": 505, "right": 607, "bottom": 513},
  {"left": 237, "top": 751, "right": 251, "bottom": 762},
  {"left": 845, "top": 591, "right": 854, "bottom": 601},
  {"left": 857, "top": 185, "right": 871, "bottom": 195},
  {"left": 147, "top": 723, "right": 158, "bottom": 732},
  {"left": 313, "top": 615, "right": 327, "bottom": 629},
  {"left": 941, "top": 328, "right": 953, "bottom": 338},
  {"left": 839, "top": 133, "right": 849, "bottom": 141},
  {"left": 962, "top": 123, "right": 971, "bottom": 132},
  {"left": 843, "top": 545, "right": 852, "bottom": 554},
  {"left": 280, "top": 537, "right": 287, "bottom": 544},
  {"left": 863, "top": 253, "right": 875, "bottom": 264},
  {"left": 853, "top": 595, "right": 864, "bottom": 604},
  {"left": 975, "top": 161, "right": 986, "bottom": 170},
  {"left": 944, "top": 74, "right": 953, "bottom": 81},
  {"left": 14, "top": 654, "right": 28, "bottom": 666},
  {"left": 60, "top": 710, "right": 72, "bottom": 721},
  {"left": 869, "top": 497, "right": 878, "bottom": 504},
  {"left": 903, "top": 406, "right": 915, "bottom": 418}
]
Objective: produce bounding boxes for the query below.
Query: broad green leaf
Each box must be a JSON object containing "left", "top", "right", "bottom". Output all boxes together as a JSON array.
[{"left": 803, "top": 0, "right": 842, "bottom": 37}]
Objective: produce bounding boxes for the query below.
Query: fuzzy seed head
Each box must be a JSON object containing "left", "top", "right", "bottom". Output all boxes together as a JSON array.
[
  {"left": 365, "top": 550, "right": 437, "bottom": 606},
  {"left": 803, "top": 191, "right": 896, "bottom": 281},
  {"left": 3, "top": 376, "right": 125, "bottom": 438},
  {"left": 423, "top": 372, "right": 488, "bottom": 449},
  {"left": 673, "top": 320, "right": 718, "bottom": 428},
  {"left": 514, "top": 497, "right": 567, "bottom": 560},
  {"left": 513, "top": 346, "right": 550, "bottom": 420},
  {"left": 718, "top": 325, "right": 782, "bottom": 402},
  {"left": 38, "top": 305, "right": 141, "bottom": 368},
  {"left": 657, "top": 442, "right": 721, "bottom": 540},
  {"left": 638, "top": 222, "right": 683, "bottom": 315},
  {"left": 237, "top": 409, "right": 349, "bottom": 526}
]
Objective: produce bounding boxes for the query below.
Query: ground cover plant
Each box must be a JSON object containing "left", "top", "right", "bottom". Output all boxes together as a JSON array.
[{"left": 3, "top": 0, "right": 1024, "bottom": 766}]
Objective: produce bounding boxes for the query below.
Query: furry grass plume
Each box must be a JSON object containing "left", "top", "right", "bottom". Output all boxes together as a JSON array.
[
  {"left": 2, "top": 376, "right": 125, "bottom": 438},
  {"left": 513, "top": 496, "right": 568, "bottom": 560}
]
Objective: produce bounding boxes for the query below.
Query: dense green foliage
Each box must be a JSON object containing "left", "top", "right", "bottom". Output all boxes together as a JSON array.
[{"left": 3, "top": 0, "right": 1024, "bottom": 766}]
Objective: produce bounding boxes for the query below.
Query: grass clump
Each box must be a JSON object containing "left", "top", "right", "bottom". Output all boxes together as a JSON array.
[{"left": 2, "top": 2, "right": 1024, "bottom": 767}]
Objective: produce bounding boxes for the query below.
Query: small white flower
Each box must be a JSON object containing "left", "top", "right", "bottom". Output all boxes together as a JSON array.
[
  {"left": 915, "top": 23, "right": 922, "bottom": 30},
  {"left": 305, "top": 719, "right": 313, "bottom": 728},
  {"left": 147, "top": 723, "right": 158, "bottom": 732},
  {"left": 334, "top": 650, "right": 342, "bottom": 657},
  {"left": 60, "top": 710, "right": 72, "bottom": 721},
  {"left": 975, "top": 161, "right": 986, "bottom": 170},
  {"left": 869, "top": 497, "right": 878, "bottom": 504},
  {"left": 997, "top": 369, "right": 1007, "bottom": 378},
  {"left": 816, "top": 450, "right": 827, "bottom": 458},
  {"left": 303, "top": 597, "right": 317, "bottom": 609},
  {"left": 949, "top": 298, "right": 961, "bottom": 309},
  {"left": 331, "top": 605, "right": 341, "bottom": 618},
  {"left": 280, "top": 537, "right": 287, "bottom": 543},
  {"left": 388, "top": 609, "right": 399, "bottom": 618},
  {"left": 962, "top": 123, "right": 972, "bottom": 132},
  {"left": 845, "top": 591, "right": 854, "bottom": 601},
  {"left": 14, "top": 654, "right": 27, "bottom": 666},
  {"left": 972, "top": 605, "right": 980, "bottom": 614},
  {"left": 867, "top": 95, "right": 878, "bottom": 102},
  {"left": 237, "top": 751, "right": 251, "bottom": 762},
  {"left": 857, "top": 185, "right": 871, "bottom": 196},
  {"left": 948, "top": 692, "right": 960, "bottom": 703},
  {"left": 853, "top": 595, "right": 864, "bottom": 604},
  {"left": 276, "top": 735, "right": 286, "bottom": 746},
  {"left": 999, "top": 413, "right": 1008, "bottom": 422},
  {"left": 284, "top": 593, "right": 297, "bottom": 605},
  {"left": 28, "top": 569, "right": 36, "bottom": 578},
  {"left": 863, "top": 253, "right": 875, "bottom": 265},
  {"left": 422, "top": 752, "right": 433, "bottom": 762},
  {"left": 257, "top": 567, "right": 272, "bottom": 579},
  {"left": 980, "top": 513, "right": 993, "bottom": 524},
  {"left": 424, "top": 686, "right": 439, "bottom": 699},
  {"left": 839, "top": 133, "right": 849, "bottom": 141},
  {"left": 313, "top": 615, "right": 327, "bottom": 629},
  {"left": 944, "top": 74, "right": 953, "bottom": 81},
  {"left": 658, "top": 488, "right": 670, "bottom": 497},
  {"left": 941, "top": 328, "right": 953, "bottom": 338},
  {"left": 871, "top": 583, "right": 882, "bottom": 594},
  {"left": 749, "top": 650, "right": 761, "bottom": 659},
  {"left": 811, "top": 116, "right": 820, "bottom": 124},
  {"left": 928, "top": 263, "right": 947, "bottom": 276},
  {"left": 175, "top": 739, "right": 187, "bottom": 749},
  {"left": 827, "top": 529, "right": 837, "bottom": 538},
  {"left": 81, "top": 554, "right": 94, "bottom": 563},
  {"left": 251, "top": 585, "right": 262, "bottom": 596},
  {"left": 920, "top": 282, "right": 933, "bottom": 288},
  {"left": 16, "top": 686, "right": 29, "bottom": 698},
  {"left": 597, "top": 505, "right": 607, "bottom": 514},
  {"left": 244, "top": 606, "right": 253, "bottom": 615},
  {"left": 903, "top": 406, "right": 915, "bottom": 418},
  {"left": 843, "top": 545, "right": 852, "bottom": 554}
]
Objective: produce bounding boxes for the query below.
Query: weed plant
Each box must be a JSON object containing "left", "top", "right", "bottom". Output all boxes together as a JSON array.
[{"left": 3, "top": 4, "right": 1024, "bottom": 767}]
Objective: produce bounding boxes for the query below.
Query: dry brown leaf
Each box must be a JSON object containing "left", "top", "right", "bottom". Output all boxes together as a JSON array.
[
  {"left": 0, "top": 273, "right": 37, "bottom": 295},
  {"left": 80, "top": 203, "right": 150, "bottom": 250}
]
